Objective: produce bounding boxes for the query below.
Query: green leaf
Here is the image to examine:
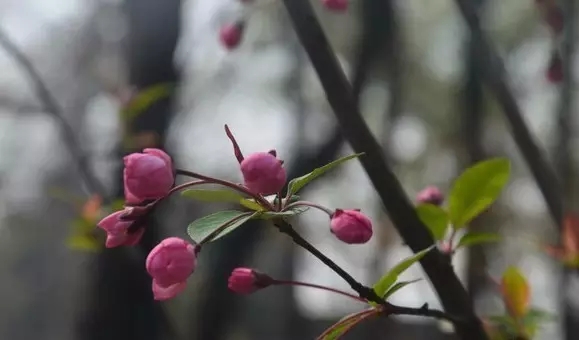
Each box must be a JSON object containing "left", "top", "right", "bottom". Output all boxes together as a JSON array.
[
  {"left": 182, "top": 188, "right": 248, "bottom": 203},
  {"left": 456, "top": 232, "right": 501, "bottom": 249},
  {"left": 373, "top": 246, "right": 434, "bottom": 298},
  {"left": 501, "top": 266, "right": 530, "bottom": 319},
  {"left": 521, "top": 308, "right": 556, "bottom": 338},
  {"left": 121, "top": 83, "right": 174, "bottom": 121},
  {"left": 383, "top": 279, "right": 422, "bottom": 300},
  {"left": 187, "top": 210, "right": 256, "bottom": 243},
  {"left": 415, "top": 204, "right": 449, "bottom": 240},
  {"left": 287, "top": 153, "right": 364, "bottom": 195},
  {"left": 255, "top": 206, "right": 310, "bottom": 219},
  {"left": 448, "top": 158, "right": 511, "bottom": 228},
  {"left": 239, "top": 199, "right": 266, "bottom": 211}
]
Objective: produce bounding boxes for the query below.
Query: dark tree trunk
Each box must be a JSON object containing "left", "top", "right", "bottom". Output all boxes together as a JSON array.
[{"left": 76, "top": 0, "right": 181, "bottom": 339}]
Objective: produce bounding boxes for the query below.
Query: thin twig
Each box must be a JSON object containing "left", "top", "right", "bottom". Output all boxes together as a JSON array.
[
  {"left": 453, "top": 0, "right": 563, "bottom": 226},
  {"left": 280, "top": 1, "right": 486, "bottom": 339},
  {"left": 0, "top": 27, "right": 109, "bottom": 202}
]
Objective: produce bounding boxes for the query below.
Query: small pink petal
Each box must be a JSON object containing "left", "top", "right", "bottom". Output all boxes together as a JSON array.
[{"left": 152, "top": 280, "right": 187, "bottom": 301}]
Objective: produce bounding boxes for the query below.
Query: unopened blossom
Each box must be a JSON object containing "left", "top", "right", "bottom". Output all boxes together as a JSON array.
[
  {"left": 228, "top": 267, "right": 274, "bottom": 295},
  {"left": 146, "top": 237, "right": 198, "bottom": 300},
  {"left": 330, "top": 209, "right": 373, "bottom": 244},
  {"left": 123, "top": 148, "right": 174, "bottom": 204},
  {"left": 240, "top": 150, "right": 287, "bottom": 195},
  {"left": 97, "top": 209, "right": 145, "bottom": 248}
]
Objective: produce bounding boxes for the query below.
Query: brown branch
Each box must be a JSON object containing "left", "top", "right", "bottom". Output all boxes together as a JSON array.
[
  {"left": 279, "top": 1, "right": 487, "bottom": 339},
  {"left": 0, "top": 27, "right": 109, "bottom": 202}
]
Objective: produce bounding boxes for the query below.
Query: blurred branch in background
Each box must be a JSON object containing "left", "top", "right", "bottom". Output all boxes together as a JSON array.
[
  {"left": 281, "top": 0, "right": 487, "bottom": 338},
  {"left": 555, "top": 0, "right": 578, "bottom": 339},
  {"left": 453, "top": 0, "right": 563, "bottom": 226},
  {"left": 0, "top": 27, "right": 109, "bottom": 201},
  {"left": 76, "top": 0, "right": 181, "bottom": 339},
  {"left": 460, "top": 0, "right": 489, "bottom": 300}
]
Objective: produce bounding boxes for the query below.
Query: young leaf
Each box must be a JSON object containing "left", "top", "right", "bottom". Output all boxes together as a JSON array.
[
  {"left": 373, "top": 246, "right": 434, "bottom": 298},
  {"left": 239, "top": 199, "right": 266, "bottom": 211},
  {"left": 287, "top": 153, "right": 364, "bottom": 195},
  {"left": 187, "top": 210, "right": 256, "bottom": 243},
  {"left": 182, "top": 188, "right": 248, "bottom": 203},
  {"left": 415, "top": 204, "right": 449, "bottom": 240},
  {"left": 521, "top": 308, "right": 556, "bottom": 338},
  {"left": 448, "top": 158, "right": 510, "bottom": 228},
  {"left": 317, "top": 310, "right": 374, "bottom": 340},
  {"left": 382, "top": 279, "right": 422, "bottom": 300},
  {"left": 456, "top": 232, "right": 501, "bottom": 250},
  {"left": 255, "top": 206, "right": 310, "bottom": 219},
  {"left": 501, "top": 266, "right": 530, "bottom": 319}
]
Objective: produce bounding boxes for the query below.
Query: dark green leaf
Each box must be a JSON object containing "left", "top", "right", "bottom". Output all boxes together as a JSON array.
[
  {"left": 288, "top": 153, "right": 364, "bottom": 195},
  {"left": 187, "top": 210, "right": 255, "bottom": 243},
  {"left": 383, "top": 279, "right": 422, "bottom": 300},
  {"left": 181, "top": 188, "right": 248, "bottom": 203},
  {"left": 415, "top": 204, "right": 449, "bottom": 240},
  {"left": 373, "top": 246, "right": 434, "bottom": 298},
  {"left": 448, "top": 158, "right": 510, "bottom": 228},
  {"left": 456, "top": 232, "right": 501, "bottom": 249}
]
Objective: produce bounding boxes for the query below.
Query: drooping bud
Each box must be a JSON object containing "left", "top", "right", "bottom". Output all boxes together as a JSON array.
[
  {"left": 322, "top": 0, "right": 348, "bottom": 12},
  {"left": 228, "top": 267, "right": 274, "bottom": 294},
  {"left": 123, "top": 148, "right": 174, "bottom": 204},
  {"left": 220, "top": 21, "right": 245, "bottom": 50},
  {"left": 416, "top": 186, "right": 444, "bottom": 206},
  {"left": 330, "top": 209, "right": 373, "bottom": 244},
  {"left": 146, "top": 237, "right": 198, "bottom": 300},
  {"left": 97, "top": 209, "right": 145, "bottom": 248},
  {"left": 240, "top": 151, "right": 287, "bottom": 195}
]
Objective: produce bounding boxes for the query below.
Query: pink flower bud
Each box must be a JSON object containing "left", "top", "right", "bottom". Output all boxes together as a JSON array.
[
  {"left": 220, "top": 22, "right": 244, "bottom": 50},
  {"left": 330, "top": 209, "right": 373, "bottom": 244},
  {"left": 228, "top": 267, "right": 274, "bottom": 294},
  {"left": 416, "top": 186, "right": 444, "bottom": 206},
  {"left": 123, "top": 148, "right": 174, "bottom": 204},
  {"left": 97, "top": 210, "right": 145, "bottom": 248},
  {"left": 240, "top": 151, "right": 287, "bottom": 195},
  {"left": 146, "top": 237, "right": 197, "bottom": 291},
  {"left": 152, "top": 280, "right": 188, "bottom": 301},
  {"left": 322, "top": 0, "right": 348, "bottom": 12}
]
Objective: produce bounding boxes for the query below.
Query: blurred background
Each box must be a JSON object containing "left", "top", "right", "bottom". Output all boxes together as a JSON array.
[{"left": 0, "top": 0, "right": 576, "bottom": 339}]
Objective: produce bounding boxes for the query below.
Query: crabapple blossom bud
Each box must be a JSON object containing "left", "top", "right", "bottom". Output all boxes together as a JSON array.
[
  {"left": 97, "top": 209, "right": 145, "bottom": 248},
  {"left": 220, "top": 21, "right": 244, "bottom": 50},
  {"left": 123, "top": 148, "right": 174, "bottom": 204},
  {"left": 146, "top": 237, "right": 197, "bottom": 300},
  {"left": 330, "top": 209, "right": 373, "bottom": 244},
  {"left": 240, "top": 151, "right": 287, "bottom": 195},
  {"left": 416, "top": 186, "right": 444, "bottom": 206},
  {"left": 322, "top": 0, "right": 348, "bottom": 12},
  {"left": 228, "top": 267, "right": 274, "bottom": 294}
]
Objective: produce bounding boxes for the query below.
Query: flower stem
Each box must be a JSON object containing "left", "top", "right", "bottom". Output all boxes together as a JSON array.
[
  {"left": 275, "top": 280, "right": 367, "bottom": 303},
  {"left": 283, "top": 201, "right": 333, "bottom": 216},
  {"left": 273, "top": 219, "right": 384, "bottom": 304},
  {"left": 175, "top": 168, "right": 275, "bottom": 210}
]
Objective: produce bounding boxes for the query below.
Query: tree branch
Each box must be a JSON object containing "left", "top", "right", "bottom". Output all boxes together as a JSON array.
[
  {"left": 279, "top": 2, "right": 487, "bottom": 338},
  {"left": 453, "top": 0, "right": 563, "bottom": 226},
  {"left": 0, "top": 28, "right": 109, "bottom": 201}
]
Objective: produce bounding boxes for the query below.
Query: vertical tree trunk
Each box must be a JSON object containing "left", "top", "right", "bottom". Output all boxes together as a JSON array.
[{"left": 76, "top": 0, "right": 181, "bottom": 339}]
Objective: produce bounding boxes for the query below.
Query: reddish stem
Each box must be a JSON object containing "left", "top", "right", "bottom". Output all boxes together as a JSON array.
[
  {"left": 275, "top": 280, "right": 368, "bottom": 303},
  {"left": 175, "top": 168, "right": 275, "bottom": 210}
]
